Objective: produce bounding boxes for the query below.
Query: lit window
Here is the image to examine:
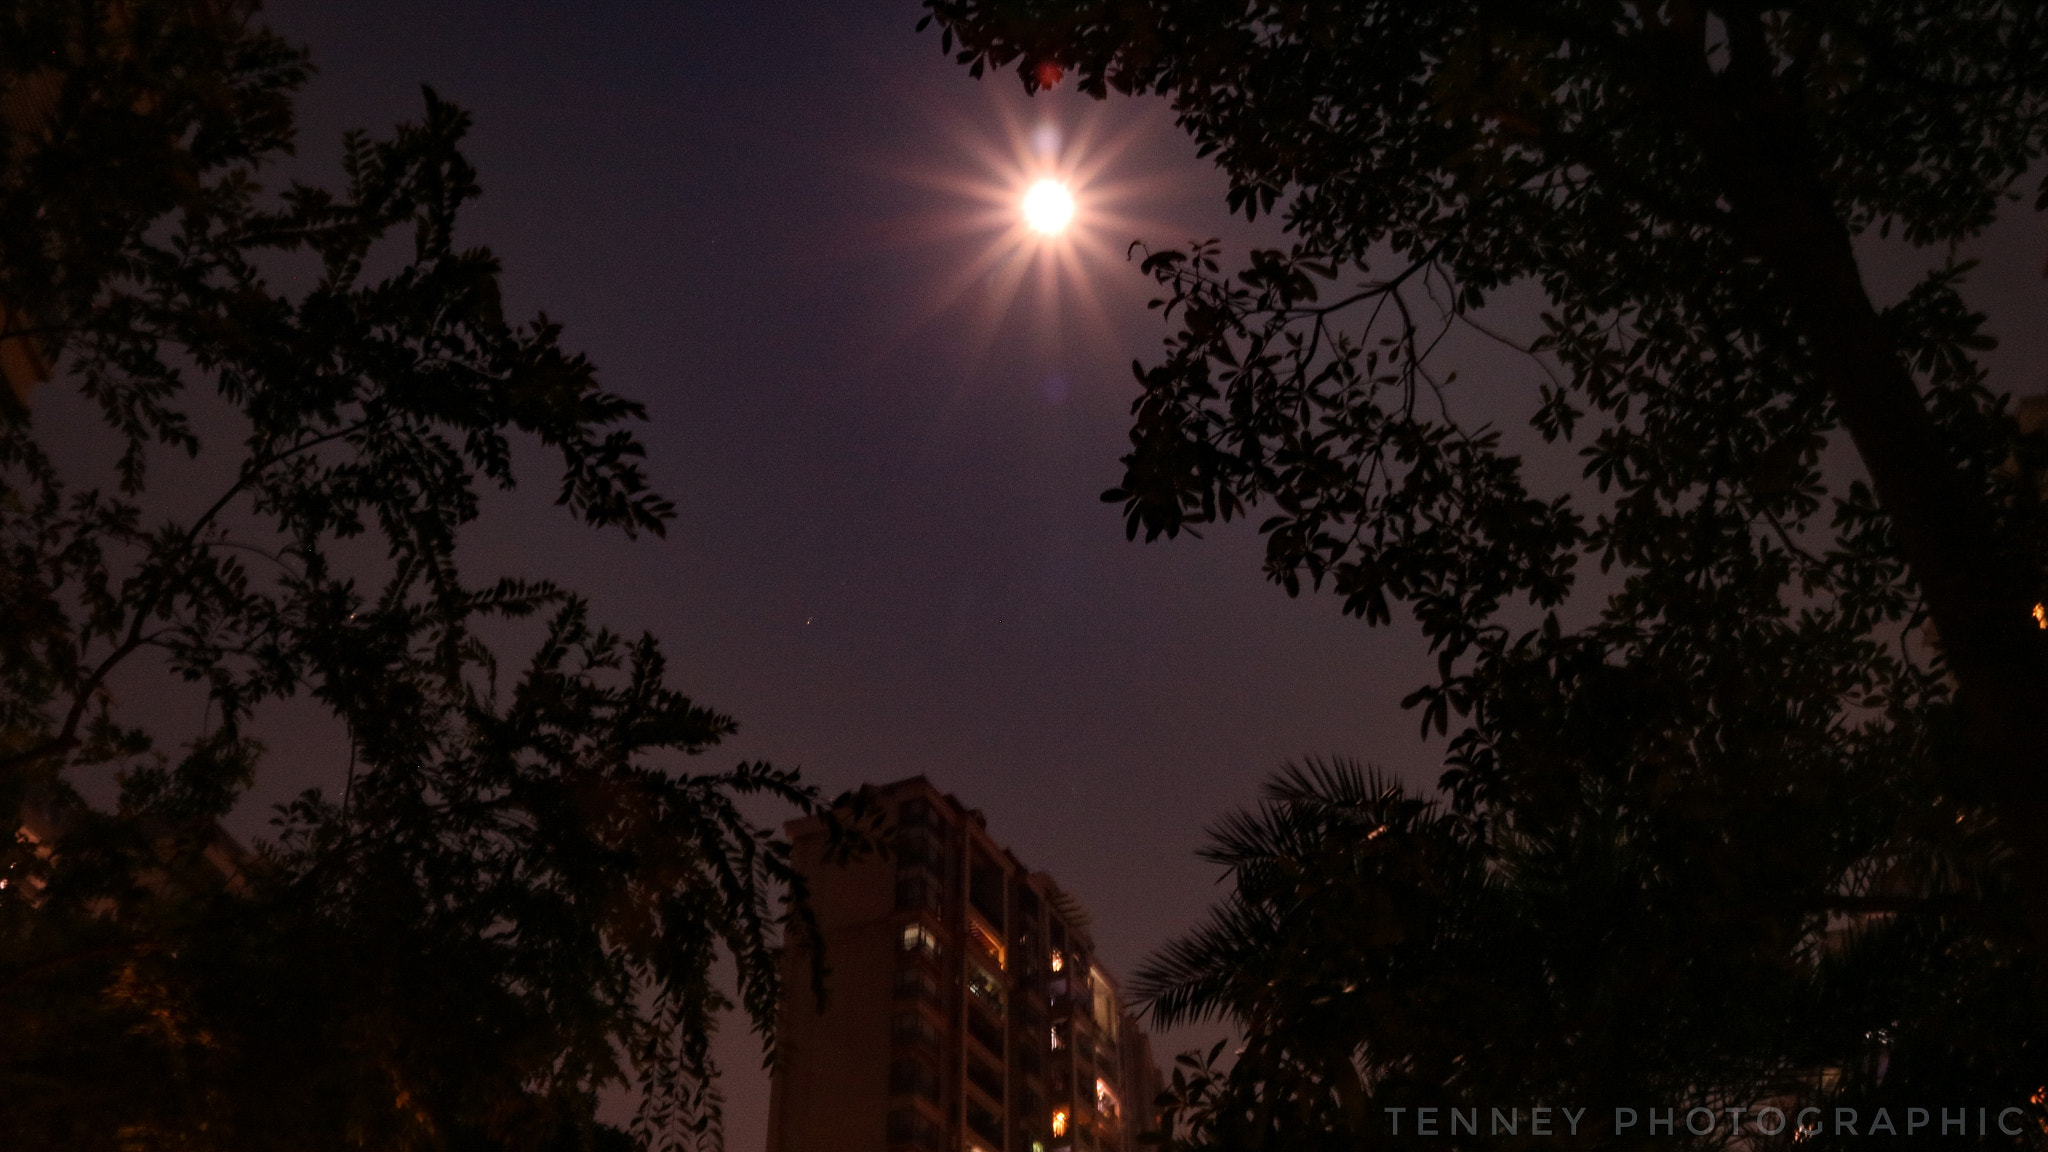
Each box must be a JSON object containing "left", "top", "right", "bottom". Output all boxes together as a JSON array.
[
  {"left": 1049, "top": 1026, "right": 1062, "bottom": 1050},
  {"left": 969, "top": 917, "right": 1007, "bottom": 969},
  {"left": 1095, "top": 1078, "right": 1120, "bottom": 1119},
  {"left": 1049, "top": 949, "right": 1064, "bottom": 972},
  {"left": 1091, "top": 968, "right": 1118, "bottom": 1032},
  {"left": 1052, "top": 1110, "right": 1068, "bottom": 1137},
  {"left": 901, "top": 922, "right": 940, "bottom": 956},
  {"left": 967, "top": 964, "right": 1005, "bottom": 1014}
]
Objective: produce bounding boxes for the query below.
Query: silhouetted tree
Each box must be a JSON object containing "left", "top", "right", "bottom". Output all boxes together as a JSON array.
[
  {"left": 1133, "top": 752, "right": 2044, "bottom": 1149},
  {"left": 919, "top": 0, "right": 2048, "bottom": 1142},
  {"left": 0, "top": 4, "right": 860, "bottom": 1149},
  {"left": 920, "top": 0, "right": 2048, "bottom": 937}
]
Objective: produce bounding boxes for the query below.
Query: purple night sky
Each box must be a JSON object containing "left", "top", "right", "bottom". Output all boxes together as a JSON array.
[
  {"left": 114, "top": 0, "right": 2047, "bottom": 1146},
  {"left": 242, "top": 2, "right": 1440, "bottom": 1140}
]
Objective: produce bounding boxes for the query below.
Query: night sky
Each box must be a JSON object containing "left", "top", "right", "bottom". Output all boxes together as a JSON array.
[
  {"left": 229, "top": 0, "right": 1435, "bottom": 1142},
  {"left": 116, "top": 0, "right": 2048, "bottom": 1146}
]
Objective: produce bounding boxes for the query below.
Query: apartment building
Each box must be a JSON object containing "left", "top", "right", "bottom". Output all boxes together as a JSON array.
[{"left": 767, "top": 777, "right": 1162, "bottom": 1152}]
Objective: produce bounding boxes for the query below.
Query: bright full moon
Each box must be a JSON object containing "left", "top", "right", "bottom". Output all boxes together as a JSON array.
[{"left": 1022, "top": 179, "right": 1075, "bottom": 234}]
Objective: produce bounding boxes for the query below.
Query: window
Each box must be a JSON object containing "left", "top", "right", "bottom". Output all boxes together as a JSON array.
[
  {"left": 1052, "top": 1109, "right": 1069, "bottom": 1138},
  {"left": 893, "top": 967, "right": 939, "bottom": 1004},
  {"left": 889, "top": 1058, "right": 940, "bottom": 1102},
  {"left": 1014, "top": 1000, "right": 1044, "bottom": 1031},
  {"left": 1050, "top": 1020, "right": 1068, "bottom": 1050},
  {"left": 887, "top": 1108, "right": 942, "bottom": 1152},
  {"left": 1049, "top": 948, "right": 1064, "bottom": 973},
  {"left": 967, "top": 1102, "right": 1004, "bottom": 1148},
  {"left": 894, "top": 874, "right": 941, "bottom": 913},
  {"left": 968, "top": 916, "right": 1006, "bottom": 969},
  {"left": 1090, "top": 1036, "right": 1117, "bottom": 1072},
  {"left": 967, "top": 1056, "right": 1005, "bottom": 1102},
  {"left": 1091, "top": 968, "right": 1119, "bottom": 1035},
  {"left": 969, "top": 857, "right": 1005, "bottom": 927},
  {"left": 967, "top": 963, "right": 1005, "bottom": 1015},
  {"left": 900, "top": 921, "right": 942, "bottom": 959},
  {"left": 892, "top": 1010, "right": 940, "bottom": 1052},
  {"left": 1095, "top": 1078, "right": 1120, "bottom": 1121},
  {"left": 895, "top": 832, "right": 943, "bottom": 875},
  {"left": 967, "top": 1010, "right": 1005, "bottom": 1057}
]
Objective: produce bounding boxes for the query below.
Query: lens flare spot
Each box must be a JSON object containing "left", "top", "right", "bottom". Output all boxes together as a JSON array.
[{"left": 1022, "top": 179, "right": 1074, "bottom": 235}]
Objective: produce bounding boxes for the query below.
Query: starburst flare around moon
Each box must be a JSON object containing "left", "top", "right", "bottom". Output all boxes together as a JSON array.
[
  {"left": 884, "top": 95, "right": 1182, "bottom": 372},
  {"left": 1022, "top": 179, "right": 1075, "bottom": 234}
]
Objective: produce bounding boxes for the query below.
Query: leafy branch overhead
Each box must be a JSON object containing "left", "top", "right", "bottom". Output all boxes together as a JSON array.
[
  {"left": 1, "top": 4, "right": 859, "bottom": 1149},
  {"left": 924, "top": 0, "right": 2048, "bottom": 918},
  {"left": 924, "top": 0, "right": 2048, "bottom": 1145}
]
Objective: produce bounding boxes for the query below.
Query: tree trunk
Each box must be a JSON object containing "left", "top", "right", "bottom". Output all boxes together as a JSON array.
[
  {"left": 1613, "top": 9, "right": 2048, "bottom": 941},
  {"left": 1691, "top": 84, "right": 2048, "bottom": 946},
  {"left": 1767, "top": 206, "right": 2048, "bottom": 940}
]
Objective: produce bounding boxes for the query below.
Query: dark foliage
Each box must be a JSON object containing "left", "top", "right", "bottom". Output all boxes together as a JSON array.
[
  {"left": 921, "top": 0, "right": 2048, "bottom": 1146},
  {"left": 1, "top": 3, "right": 864, "bottom": 1148},
  {"left": 1135, "top": 749, "right": 2044, "bottom": 1149}
]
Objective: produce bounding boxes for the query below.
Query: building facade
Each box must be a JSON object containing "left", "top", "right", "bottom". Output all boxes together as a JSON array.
[{"left": 767, "top": 777, "right": 1162, "bottom": 1152}]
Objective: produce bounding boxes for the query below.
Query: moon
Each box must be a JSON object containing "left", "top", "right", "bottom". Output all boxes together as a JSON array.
[{"left": 1022, "top": 179, "right": 1075, "bottom": 235}]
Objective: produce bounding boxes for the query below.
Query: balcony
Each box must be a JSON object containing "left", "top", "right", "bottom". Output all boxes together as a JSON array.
[
  {"left": 967, "top": 1102, "right": 1004, "bottom": 1149},
  {"left": 894, "top": 874, "right": 943, "bottom": 914},
  {"left": 890, "top": 1010, "right": 941, "bottom": 1054},
  {"left": 968, "top": 859, "right": 1005, "bottom": 928},
  {"left": 892, "top": 966, "right": 940, "bottom": 1006},
  {"left": 888, "top": 1058, "right": 940, "bottom": 1103},
  {"left": 899, "top": 921, "right": 945, "bottom": 965},
  {"left": 966, "top": 1009, "right": 1005, "bottom": 1058},
  {"left": 966, "top": 963, "right": 1005, "bottom": 1016},
  {"left": 887, "top": 1107, "right": 943, "bottom": 1152},
  {"left": 967, "top": 913, "right": 1007, "bottom": 971},
  {"left": 966, "top": 1056, "right": 1005, "bottom": 1103}
]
